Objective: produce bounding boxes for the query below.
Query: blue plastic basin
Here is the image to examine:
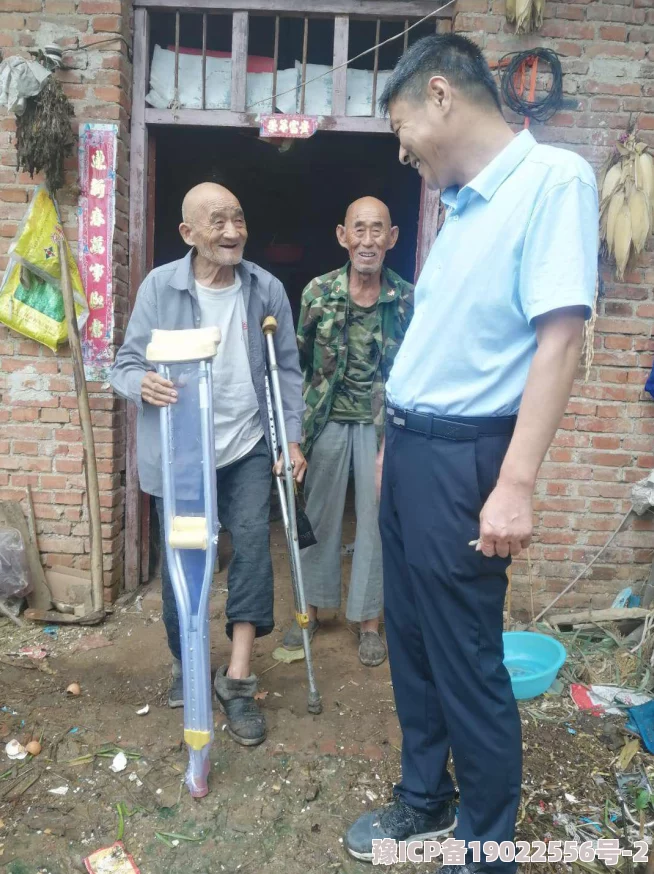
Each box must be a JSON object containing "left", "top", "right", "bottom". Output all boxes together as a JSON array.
[{"left": 503, "top": 631, "right": 567, "bottom": 700}]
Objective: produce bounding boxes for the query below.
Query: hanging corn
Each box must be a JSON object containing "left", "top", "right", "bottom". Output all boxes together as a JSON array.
[
  {"left": 505, "top": 0, "right": 545, "bottom": 34},
  {"left": 599, "top": 133, "right": 654, "bottom": 281}
]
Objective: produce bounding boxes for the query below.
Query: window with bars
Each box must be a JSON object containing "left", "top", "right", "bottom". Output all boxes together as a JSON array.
[{"left": 135, "top": 2, "right": 454, "bottom": 131}]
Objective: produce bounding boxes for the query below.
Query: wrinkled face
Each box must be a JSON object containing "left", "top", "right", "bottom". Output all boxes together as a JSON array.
[
  {"left": 179, "top": 191, "right": 248, "bottom": 266},
  {"left": 389, "top": 87, "right": 452, "bottom": 191},
  {"left": 336, "top": 201, "right": 398, "bottom": 276}
]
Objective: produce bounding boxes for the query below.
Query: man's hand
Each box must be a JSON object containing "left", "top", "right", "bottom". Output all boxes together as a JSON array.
[
  {"left": 141, "top": 372, "right": 177, "bottom": 407},
  {"left": 375, "top": 443, "right": 385, "bottom": 501},
  {"left": 478, "top": 480, "right": 533, "bottom": 559},
  {"left": 273, "top": 442, "right": 307, "bottom": 483}
]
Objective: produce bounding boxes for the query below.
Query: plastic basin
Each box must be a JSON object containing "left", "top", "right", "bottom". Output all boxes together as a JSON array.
[{"left": 503, "top": 631, "right": 566, "bottom": 700}]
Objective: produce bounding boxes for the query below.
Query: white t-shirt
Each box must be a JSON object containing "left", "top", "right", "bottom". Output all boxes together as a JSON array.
[{"left": 195, "top": 276, "right": 264, "bottom": 468}]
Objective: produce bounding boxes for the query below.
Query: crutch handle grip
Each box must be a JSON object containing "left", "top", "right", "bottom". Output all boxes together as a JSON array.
[{"left": 262, "top": 316, "right": 278, "bottom": 336}]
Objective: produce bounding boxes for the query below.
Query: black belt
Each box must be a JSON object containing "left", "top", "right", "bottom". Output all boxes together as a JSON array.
[{"left": 386, "top": 406, "right": 516, "bottom": 441}]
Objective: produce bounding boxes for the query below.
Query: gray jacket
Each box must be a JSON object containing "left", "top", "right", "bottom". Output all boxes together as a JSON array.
[{"left": 109, "top": 251, "right": 304, "bottom": 497}]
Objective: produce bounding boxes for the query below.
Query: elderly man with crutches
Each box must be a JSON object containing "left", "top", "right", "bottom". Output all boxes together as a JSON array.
[{"left": 111, "top": 182, "right": 309, "bottom": 746}]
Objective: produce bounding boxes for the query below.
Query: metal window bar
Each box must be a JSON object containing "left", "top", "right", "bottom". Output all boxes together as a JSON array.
[
  {"left": 271, "top": 15, "right": 279, "bottom": 112},
  {"left": 370, "top": 18, "right": 381, "bottom": 117},
  {"left": 404, "top": 18, "right": 409, "bottom": 51},
  {"left": 300, "top": 15, "right": 309, "bottom": 114},
  {"left": 201, "top": 12, "right": 207, "bottom": 109},
  {"left": 174, "top": 10, "right": 180, "bottom": 106}
]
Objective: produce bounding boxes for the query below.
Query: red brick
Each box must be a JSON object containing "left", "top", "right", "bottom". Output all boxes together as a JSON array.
[
  {"left": 12, "top": 441, "right": 39, "bottom": 454},
  {"left": 3, "top": 0, "right": 41, "bottom": 10},
  {"left": 600, "top": 24, "right": 628, "bottom": 40},
  {"left": 78, "top": 0, "right": 121, "bottom": 10},
  {"left": 40, "top": 409, "right": 70, "bottom": 423},
  {"left": 91, "top": 14, "right": 122, "bottom": 32},
  {"left": 0, "top": 188, "right": 28, "bottom": 203}
]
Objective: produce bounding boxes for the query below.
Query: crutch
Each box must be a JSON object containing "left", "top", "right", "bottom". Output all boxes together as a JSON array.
[
  {"left": 262, "top": 316, "right": 322, "bottom": 715},
  {"left": 146, "top": 327, "right": 221, "bottom": 798}
]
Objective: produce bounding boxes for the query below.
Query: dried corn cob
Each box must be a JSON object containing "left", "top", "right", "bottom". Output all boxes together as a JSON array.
[{"left": 598, "top": 133, "right": 653, "bottom": 281}]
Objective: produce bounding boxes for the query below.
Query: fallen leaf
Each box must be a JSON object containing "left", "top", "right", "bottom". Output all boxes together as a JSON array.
[
  {"left": 271, "top": 647, "right": 305, "bottom": 664},
  {"left": 618, "top": 737, "right": 640, "bottom": 771},
  {"left": 136, "top": 705, "right": 149, "bottom": 716},
  {"left": 254, "top": 691, "right": 269, "bottom": 701}
]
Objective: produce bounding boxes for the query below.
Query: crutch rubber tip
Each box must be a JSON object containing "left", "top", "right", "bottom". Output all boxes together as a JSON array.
[
  {"left": 308, "top": 695, "right": 322, "bottom": 715},
  {"left": 262, "top": 316, "right": 278, "bottom": 335}
]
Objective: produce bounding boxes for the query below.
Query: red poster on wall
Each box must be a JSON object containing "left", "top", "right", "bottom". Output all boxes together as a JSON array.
[{"left": 78, "top": 122, "right": 118, "bottom": 381}]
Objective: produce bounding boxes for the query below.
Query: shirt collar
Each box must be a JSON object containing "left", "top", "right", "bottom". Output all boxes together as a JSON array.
[
  {"left": 170, "top": 248, "right": 252, "bottom": 295},
  {"left": 441, "top": 130, "right": 537, "bottom": 208},
  {"left": 333, "top": 263, "right": 398, "bottom": 303}
]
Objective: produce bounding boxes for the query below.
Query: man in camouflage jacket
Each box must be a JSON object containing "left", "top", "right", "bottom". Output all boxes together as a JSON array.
[{"left": 282, "top": 197, "right": 414, "bottom": 667}]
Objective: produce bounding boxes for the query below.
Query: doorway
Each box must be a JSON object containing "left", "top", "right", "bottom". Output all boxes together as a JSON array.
[{"left": 153, "top": 126, "right": 421, "bottom": 321}]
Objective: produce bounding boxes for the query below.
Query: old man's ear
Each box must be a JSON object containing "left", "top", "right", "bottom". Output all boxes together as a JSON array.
[
  {"left": 388, "top": 225, "right": 400, "bottom": 249},
  {"left": 179, "top": 222, "right": 194, "bottom": 246},
  {"left": 336, "top": 224, "right": 348, "bottom": 250}
]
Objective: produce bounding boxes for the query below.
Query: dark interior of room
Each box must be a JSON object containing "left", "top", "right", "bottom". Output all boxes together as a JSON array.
[{"left": 153, "top": 126, "right": 422, "bottom": 322}]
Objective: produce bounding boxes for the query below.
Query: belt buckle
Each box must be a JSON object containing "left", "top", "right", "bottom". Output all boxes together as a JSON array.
[{"left": 387, "top": 406, "right": 406, "bottom": 428}]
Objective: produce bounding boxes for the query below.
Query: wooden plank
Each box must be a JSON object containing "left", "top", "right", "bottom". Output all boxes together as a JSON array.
[
  {"left": 331, "top": 15, "right": 349, "bottom": 117},
  {"left": 231, "top": 11, "right": 249, "bottom": 112},
  {"left": 300, "top": 16, "right": 309, "bottom": 114},
  {"left": 0, "top": 501, "right": 51, "bottom": 612},
  {"left": 144, "top": 106, "right": 394, "bottom": 133},
  {"left": 126, "top": 5, "right": 150, "bottom": 592},
  {"left": 549, "top": 607, "right": 652, "bottom": 626},
  {"left": 58, "top": 241, "right": 105, "bottom": 615},
  {"left": 201, "top": 12, "right": 207, "bottom": 109},
  {"left": 415, "top": 180, "right": 440, "bottom": 280},
  {"left": 371, "top": 18, "right": 381, "bottom": 116},
  {"left": 140, "top": 130, "right": 157, "bottom": 585},
  {"left": 174, "top": 10, "right": 180, "bottom": 101},
  {"left": 135, "top": 0, "right": 453, "bottom": 19},
  {"left": 271, "top": 15, "right": 279, "bottom": 110}
]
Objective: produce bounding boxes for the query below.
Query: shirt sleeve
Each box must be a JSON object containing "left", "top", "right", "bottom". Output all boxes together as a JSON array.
[
  {"left": 519, "top": 175, "right": 599, "bottom": 325},
  {"left": 270, "top": 278, "right": 305, "bottom": 444},
  {"left": 109, "top": 274, "right": 158, "bottom": 408}
]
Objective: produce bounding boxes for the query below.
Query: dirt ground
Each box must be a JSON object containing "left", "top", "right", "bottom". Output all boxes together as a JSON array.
[{"left": 0, "top": 516, "right": 647, "bottom": 874}]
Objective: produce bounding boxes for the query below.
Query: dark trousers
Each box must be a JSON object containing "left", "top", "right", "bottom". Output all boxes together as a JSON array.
[
  {"left": 156, "top": 437, "right": 274, "bottom": 662},
  {"left": 380, "top": 422, "right": 522, "bottom": 872}
]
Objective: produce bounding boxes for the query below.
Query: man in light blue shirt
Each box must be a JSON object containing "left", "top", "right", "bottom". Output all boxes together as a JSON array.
[{"left": 345, "top": 35, "right": 598, "bottom": 873}]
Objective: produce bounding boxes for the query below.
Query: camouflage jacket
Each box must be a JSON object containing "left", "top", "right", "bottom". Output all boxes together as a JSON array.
[{"left": 297, "top": 263, "right": 414, "bottom": 456}]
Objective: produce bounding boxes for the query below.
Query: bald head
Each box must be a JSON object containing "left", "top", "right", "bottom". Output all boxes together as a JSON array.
[
  {"left": 344, "top": 196, "right": 391, "bottom": 229},
  {"left": 182, "top": 182, "right": 241, "bottom": 224},
  {"left": 179, "top": 182, "right": 247, "bottom": 268},
  {"left": 337, "top": 196, "right": 398, "bottom": 277}
]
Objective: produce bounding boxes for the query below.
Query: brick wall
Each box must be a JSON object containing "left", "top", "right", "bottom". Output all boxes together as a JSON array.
[
  {"left": 0, "top": 0, "right": 653, "bottom": 610},
  {"left": 454, "top": 0, "right": 654, "bottom": 614},
  {"left": 0, "top": 0, "right": 131, "bottom": 602}
]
